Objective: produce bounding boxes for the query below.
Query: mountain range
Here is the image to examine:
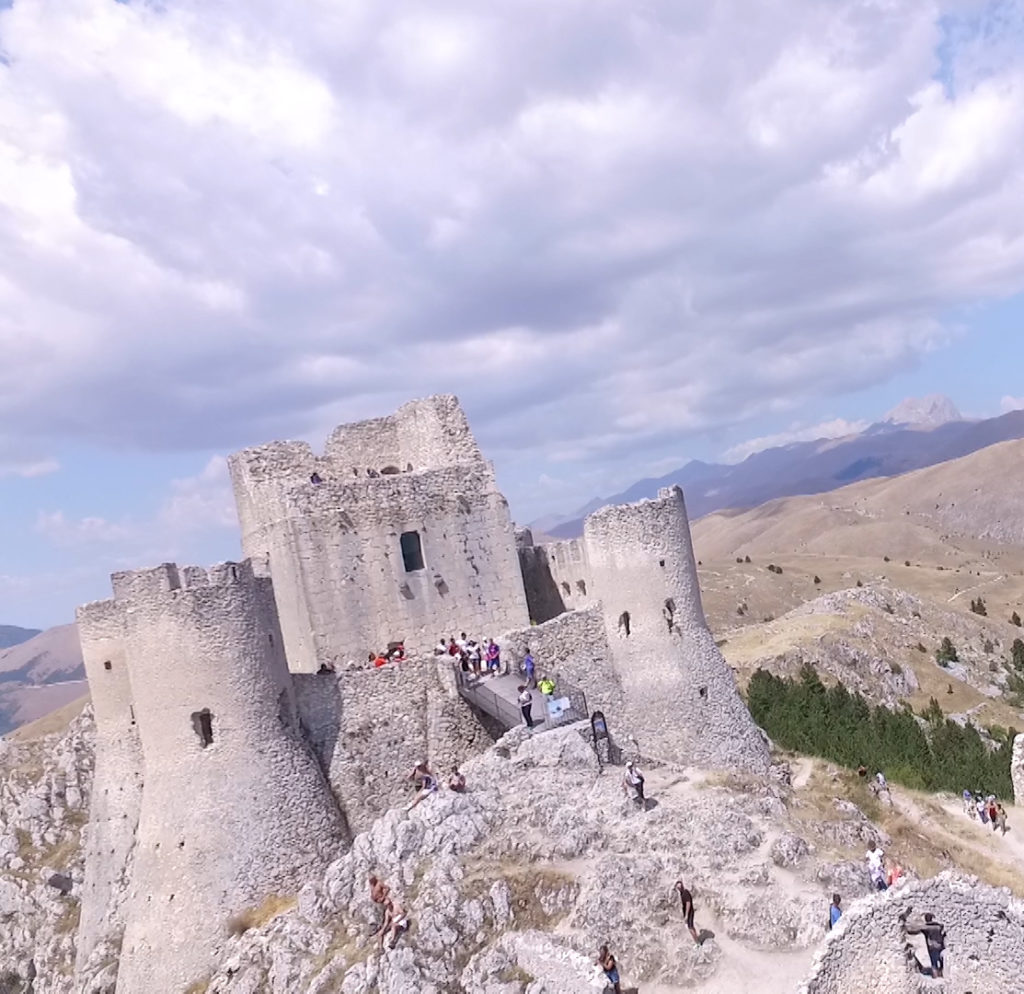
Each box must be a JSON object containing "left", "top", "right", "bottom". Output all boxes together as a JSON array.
[{"left": 538, "top": 397, "right": 1024, "bottom": 539}]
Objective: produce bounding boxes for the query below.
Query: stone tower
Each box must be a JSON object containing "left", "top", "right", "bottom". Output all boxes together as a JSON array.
[
  {"left": 74, "top": 598, "right": 143, "bottom": 972},
  {"left": 108, "top": 561, "right": 348, "bottom": 994},
  {"left": 583, "top": 486, "right": 770, "bottom": 772},
  {"left": 1013, "top": 733, "right": 1024, "bottom": 807},
  {"left": 228, "top": 394, "right": 530, "bottom": 671}
]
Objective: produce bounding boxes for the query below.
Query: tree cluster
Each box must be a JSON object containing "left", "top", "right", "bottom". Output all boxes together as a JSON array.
[
  {"left": 746, "top": 665, "right": 1016, "bottom": 798},
  {"left": 969, "top": 597, "right": 988, "bottom": 616}
]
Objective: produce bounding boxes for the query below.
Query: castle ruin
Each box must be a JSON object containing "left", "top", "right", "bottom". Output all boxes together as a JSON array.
[{"left": 76, "top": 394, "right": 769, "bottom": 993}]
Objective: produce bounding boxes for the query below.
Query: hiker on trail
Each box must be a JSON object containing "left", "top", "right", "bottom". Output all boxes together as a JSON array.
[
  {"left": 538, "top": 675, "right": 556, "bottom": 697},
  {"left": 996, "top": 803, "right": 1009, "bottom": 836},
  {"left": 906, "top": 913, "right": 945, "bottom": 978},
  {"left": 448, "top": 767, "right": 466, "bottom": 793},
  {"left": 377, "top": 896, "right": 409, "bottom": 951},
  {"left": 596, "top": 945, "right": 621, "bottom": 994},
  {"left": 368, "top": 875, "right": 390, "bottom": 932},
  {"left": 674, "top": 881, "right": 700, "bottom": 944},
  {"left": 486, "top": 639, "right": 500, "bottom": 675},
  {"left": 623, "top": 761, "right": 645, "bottom": 808},
  {"left": 885, "top": 858, "right": 903, "bottom": 888},
  {"left": 962, "top": 789, "right": 974, "bottom": 816},
  {"left": 829, "top": 893, "right": 842, "bottom": 930},
  {"left": 977, "top": 797, "right": 989, "bottom": 824},
  {"left": 875, "top": 771, "right": 887, "bottom": 791},
  {"left": 518, "top": 685, "right": 535, "bottom": 729},
  {"left": 866, "top": 847, "right": 887, "bottom": 891},
  {"left": 988, "top": 798, "right": 999, "bottom": 828}
]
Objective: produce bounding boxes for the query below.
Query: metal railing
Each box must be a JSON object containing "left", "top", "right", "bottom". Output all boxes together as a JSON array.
[{"left": 453, "top": 665, "right": 589, "bottom": 733}]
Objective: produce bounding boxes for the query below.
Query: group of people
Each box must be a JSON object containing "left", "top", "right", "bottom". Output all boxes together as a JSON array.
[
  {"left": 961, "top": 790, "right": 1009, "bottom": 834},
  {"left": 366, "top": 642, "right": 406, "bottom": 668},
  {"left": 405, "top": 760, "right": 466, "bottom": 812},
  {"left": 596, "top": 880, "right": 702, "bottom": 992},
  {"left": 435, "top": 632, "right": 502, "bottom": 675},
  {"left": 865, "top": 845, "right": 903, "bottom": 891}
]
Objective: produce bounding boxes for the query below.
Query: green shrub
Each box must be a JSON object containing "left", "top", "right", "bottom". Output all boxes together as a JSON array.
[{"left": 935, "top": 637, "right": 958, "bottom": 666}]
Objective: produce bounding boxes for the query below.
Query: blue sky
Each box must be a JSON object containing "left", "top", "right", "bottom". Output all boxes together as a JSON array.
[{"left": 2, "top": 0, "right": 1024, "bottom": 628}]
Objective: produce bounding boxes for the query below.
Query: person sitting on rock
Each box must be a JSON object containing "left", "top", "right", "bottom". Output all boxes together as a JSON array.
[
  {"left": 378, "top": 896, "right": 408, "bottom": 951},
  {"left": 409, "top": 761, "right": 433, "bottom": 791},
  {"left": 622, "top": 761, "right": 645, "bottom": 808},
  {"left": 537, "top": 675, "right": 556, "bottom": 697},
  {"left": 596, "top": 945, "right": 621, "bottom": 994},
  {"left": 448, "top": 767, "right": 466, "bottom": 793},
  {"left": 367, "top": 875, "right": 390, "bottom": 934},
  {"left": 674, "top": 880, "right": 700, "bottom": 944}
]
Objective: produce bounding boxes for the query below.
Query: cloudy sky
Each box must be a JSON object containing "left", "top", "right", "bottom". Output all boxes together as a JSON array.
[{"left": 2, "top": 0, "right": 1024, "bottom": 627}]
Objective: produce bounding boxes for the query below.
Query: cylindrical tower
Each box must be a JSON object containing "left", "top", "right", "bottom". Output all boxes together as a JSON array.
[
  {"left": 584, "top": 486, "right": 770, "bottom": 772},
  {"left": 113, "top": 560, "right": 347, "bottom": 994},
  {"left": 74, "top": 598, "right": 143, "bottom": 973}
]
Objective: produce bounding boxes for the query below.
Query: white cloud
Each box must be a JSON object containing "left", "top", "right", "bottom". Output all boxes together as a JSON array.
[
  {"left": 34, "top": 510, "right": 134, "bottom": 546},
  {"left": 0, "top": 458, "right": 58, "bottom": 478},
  {"left": 1001, "top": 395, "right": 1024, "bottom": 413},
  {"left": 158, "top": 456, "right": 238, "bottom": 534},
  {"left": 0, "top": 0, "right": 1023, "bottom": 513},
  {"left": 722, "top": 418, "right": 870, "bottom": 464}
]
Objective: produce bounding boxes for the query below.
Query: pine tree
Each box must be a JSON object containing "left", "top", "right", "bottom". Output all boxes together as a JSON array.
[
  {"left": 1011, "top": 611, "right": 1021, "bottom": 627},
  {"left": 1012, "top": 638, "right": 1024, "bottom": 671}
]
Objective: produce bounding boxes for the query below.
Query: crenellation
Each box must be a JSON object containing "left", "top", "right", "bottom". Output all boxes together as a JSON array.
[{"left": 110, "top": 563, "right": 182, "bottom": 601}]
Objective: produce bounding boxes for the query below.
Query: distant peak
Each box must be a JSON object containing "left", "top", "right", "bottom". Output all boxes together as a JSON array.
[{"left": 883, "top": 394, "right": 962, "bottom": 428}]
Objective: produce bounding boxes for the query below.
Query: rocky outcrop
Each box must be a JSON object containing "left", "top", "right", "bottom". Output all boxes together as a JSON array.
[
  {"left": 1013, "top": 733, "right": 1024, "bottom": 807},
  {"left": 799, "top": 872, "right": 1024, "bottom": 993}
]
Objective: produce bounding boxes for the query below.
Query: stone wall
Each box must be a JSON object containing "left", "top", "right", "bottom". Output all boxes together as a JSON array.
[
  {"left": 583, "top": 487, "right": 770, "bottom": 773},
  {"left": 1013, "top": 733, "right": 1024, "bottom": 806},
  {"left": 112, "top": 561, "right": 347, "bottom": 994},
  {"left": 495, "top": 608, "right": 625, "bottom": 722},
  {"left": 229, "top": 396, "right": 530, "bottom": 670},
  {"left": 518, "top": 536, "right": 595, "bottom": 625},
  {"left": 799, "top": 872, "right": 1024, "bottom": 993},
  {"left": 295, "top": 657, "right": 495, "bottom": 834},
  {"left": 74, "top": 598, "right": 142, "bottom": 973}
]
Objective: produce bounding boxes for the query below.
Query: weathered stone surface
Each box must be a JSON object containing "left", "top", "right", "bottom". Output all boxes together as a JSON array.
[{"left": 1012, "top": 733, "right": 1024, "bottom": 807}]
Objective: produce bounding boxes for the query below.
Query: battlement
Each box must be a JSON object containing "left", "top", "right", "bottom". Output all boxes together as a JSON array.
[
  {"left": 111, "top": 560, "right": 259, "bottom": 604},
  {"left": 584, "top": 485, "right": 690, "bottom": 543},
  {"left": 76, "top": 597, "right": 125, "bottom": 641}
]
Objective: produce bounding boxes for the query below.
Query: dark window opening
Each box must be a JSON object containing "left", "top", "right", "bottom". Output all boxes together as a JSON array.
[
  {"left": 561, "top": 581, "right": 571, "bottom": 596},
  {"left": 576, "top": 579, "right": 587, "bottom": 596},
  {"left": 191, "top": 709, "right": 214, "bottom": 748},
  {"left": 400, "top": 531, "right": 425, "bottom": 572},
  {"left": 367, "top": 467, "right": 380, "bottom": 478},
  {"left": 230, "top": 565, "right": 238, "bottom": 581},
  {"left": 405, "top": 462, "right": 413, "bottom": 472},
  {"left": 663, "top": 598, "right": 676, "bottom": 633},
  {"left": 659, "top": 559, "right": 665, "bottom": 568},
  {"left": 268, "top": 632, "right": 274, "bottom": 646},
  {"left": 618, "top": 611, "right": 631, "bottom": 636},
  {"left": 380, "top": 465, "right": 400, "bottom": 475},
  {"left": 698, "top": 686, "right": 708, "bottom": 699},
  {"left": 103, "top": 660, "right": 112, "bottom": 671}
]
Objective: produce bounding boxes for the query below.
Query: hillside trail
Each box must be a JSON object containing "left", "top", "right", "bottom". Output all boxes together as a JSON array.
[{"left": 888, "top": 785, "right": 1024, "bottom": 880}]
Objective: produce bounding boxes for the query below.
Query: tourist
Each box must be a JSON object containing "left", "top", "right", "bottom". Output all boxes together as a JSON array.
[
  {"left": 317, "top": 662, "right": 335, "bottom": 674},
  {"left": 995, "top": 803, "right": 1009, "bottom": 836},
  {"left": 538, "top": 675, "right": 555, "bottom": 697},
  {"left": 987, "top": 797, "right": 998, "bottom": 828},
  {"left": 524, "top": 647, "right": 536, "bottom": 688},
  {"left": 962, "top": 789, "right": 973, "bottom": 816},
  {"left": 408, "top": 760, "right": 434, "bottom": 791},
  {"left": 435, "top": 637, "right": 448, "bottom": 656},
  {"left": 906, "top": 913, "right": 945, "bottom": 978},
  {"left": 866, "top": 846, "right": 887, "bottom": 891},
  {"left": 368, "top": 874, "right": 390, "bottom": 933},
  {"left": 378, "top": 896, "right": 409, "bottom": 951},
  {"left": 407, "top": 767, "right": 439, "bottom": 812},
  {"left": 517, "top": 684, "right": 535, "bottom": 729},
  {"left": 829, "top": 893, "right": 842, "bottom": 930},
  {"left": 447, "top": 637, "right": 459, "bottom": 657},
  {"left": 468, "top": 640, "right": 482, "bottom": 675},
  {"left": 448, "top": 767, "right": 466, "bottom": 793},
  {"left": 458, "top": 631, "right": 469, "bottom": 653},
  {"left": 595, "top": 945, "right": 621, "bottom": 994},
  {"left": 486, "top": 639, "right": 500, "bottom": 675},
  {"left": 623, "top": 761, "right": 645, "bottom": 808},
  {"left": 976, "top": 797, "right": 989, "bottom": 824},
  {"left": 674, "top": 880, "right": 700, "bottom": 944},
  {"left": 309, "top": 471, "right": 322, "bottom": 485},
  {"left": 885, "top": 859, "right": 903, "bottom": 888}
]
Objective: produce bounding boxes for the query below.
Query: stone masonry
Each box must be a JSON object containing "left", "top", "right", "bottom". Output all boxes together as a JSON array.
[
  {"left": 75, "top": 394, "right": 778, "bottom": 993},
  {"left": 81, "top": 562, "right": 348, "bottom": 994},
  {"left": 229, "top": 395, "right": 530, "bottom": 671},
  {"left": 799, "top": 871, "right": 1024, "bottom": 993}
]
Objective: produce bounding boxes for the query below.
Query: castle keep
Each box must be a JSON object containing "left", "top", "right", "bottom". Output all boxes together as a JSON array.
[{"left": 76, "top": 394, "right": 768, "bottom": 994}]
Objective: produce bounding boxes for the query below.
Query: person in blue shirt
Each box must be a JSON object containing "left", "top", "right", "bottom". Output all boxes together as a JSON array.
[
  {"left": 829, "top": 894, "right": 842, "bottom": 930},
  {"left": 523, "top": 648, "right": 536, "bottom": 688}
]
